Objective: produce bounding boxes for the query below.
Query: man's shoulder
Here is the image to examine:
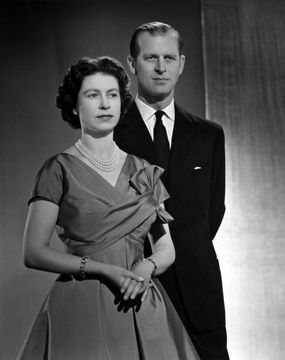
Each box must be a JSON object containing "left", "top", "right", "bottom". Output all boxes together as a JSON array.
[
  {"left": 120, "top": 101, "right": 141, "bottom": 124},
  {"left": 175, "top": 104, "right": 224, "bottom": 134}
]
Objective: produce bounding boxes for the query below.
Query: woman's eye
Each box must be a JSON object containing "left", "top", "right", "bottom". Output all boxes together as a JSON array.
[
  {"left": 109, "top": 93, "right": 119, "bottom": 98},
  {"left": 87, "top": 93, "right": 98, "bottom": 98}
]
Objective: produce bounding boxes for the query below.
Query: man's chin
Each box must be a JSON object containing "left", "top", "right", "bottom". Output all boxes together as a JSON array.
[
  {"left": 139, "top": 87, "right": 174, "bottom": 105},
  {"left": 151, "top": 91, "right": 172, "bottom": 101}
]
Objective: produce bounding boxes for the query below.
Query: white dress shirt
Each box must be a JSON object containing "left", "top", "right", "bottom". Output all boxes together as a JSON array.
[{"left": 135, "top": 96, "right": 175, "bottom": 147}]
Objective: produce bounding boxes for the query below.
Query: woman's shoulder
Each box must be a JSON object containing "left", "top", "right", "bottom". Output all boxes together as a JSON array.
[
  {"left": 36, "top": 152, "right": 73, "bottom": 178},
  {"left": 39, "top": 152, "right": 62, "bottom": 165}
]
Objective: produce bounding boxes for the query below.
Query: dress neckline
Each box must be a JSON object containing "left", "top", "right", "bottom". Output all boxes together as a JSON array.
[{"left": 59, "top": 152, "right": 130, "bottom": 191}]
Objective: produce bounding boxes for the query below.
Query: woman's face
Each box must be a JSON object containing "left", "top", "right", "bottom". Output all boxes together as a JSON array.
[{"left": 77, "top": 72, "right": 121, "bottom": 135}]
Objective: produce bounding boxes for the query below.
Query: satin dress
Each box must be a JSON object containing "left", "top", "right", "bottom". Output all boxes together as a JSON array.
[{"left": 17, "top": 153, "right": 200, "bottom": 360}]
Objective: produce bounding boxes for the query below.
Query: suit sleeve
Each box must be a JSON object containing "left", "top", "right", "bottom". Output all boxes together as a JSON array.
[{"left": 210, "top": 126, "right": 226, "bottom": 239}]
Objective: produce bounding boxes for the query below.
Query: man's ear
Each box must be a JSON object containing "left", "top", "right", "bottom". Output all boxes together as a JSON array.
[
  {"left": 127, "top": 55, "right": 137, "bottom": 75},
  {"left": 179, "top": 55, "right": 186, "bottom": 75}
]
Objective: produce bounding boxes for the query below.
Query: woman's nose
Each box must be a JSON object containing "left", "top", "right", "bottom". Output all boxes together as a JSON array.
[{"left": 99, "top": 95, "right": 110, "bottom": 109}]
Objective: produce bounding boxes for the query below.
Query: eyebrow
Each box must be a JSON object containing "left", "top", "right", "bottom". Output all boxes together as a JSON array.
[
  {"left": 83, "top": 88, "right": 120, "bottom": 95},
  {"left": 143, "top": 52, "right": 178, "bottom": 57}
]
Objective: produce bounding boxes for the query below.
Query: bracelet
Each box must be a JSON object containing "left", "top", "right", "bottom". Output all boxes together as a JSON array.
[
  {"left": 79, "top": 256, "right": 89, "bottom": 280},
  {"left": 131, "top": 257, "right": 157, "bottom": 277},
  {"left": 144, "top": 257, "right": 157, "bottom": 277}
]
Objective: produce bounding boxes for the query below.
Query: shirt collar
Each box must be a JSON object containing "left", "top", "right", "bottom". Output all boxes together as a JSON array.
[{"left": 135, "top": 96, "right": 175, "bottom": 123}]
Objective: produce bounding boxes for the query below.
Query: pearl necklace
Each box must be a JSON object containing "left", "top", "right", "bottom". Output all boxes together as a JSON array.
[{"left": 75, "top": 139, "right": 120, "bottom": 172}]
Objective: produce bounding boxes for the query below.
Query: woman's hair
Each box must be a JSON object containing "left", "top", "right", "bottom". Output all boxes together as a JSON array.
[{"left": 56, "top": 56, "right": 133, "bottom": 129}]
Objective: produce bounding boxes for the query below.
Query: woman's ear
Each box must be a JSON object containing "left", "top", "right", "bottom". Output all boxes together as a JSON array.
[{"left": 127, "top": 55, "right": 137, "bottom": 75}]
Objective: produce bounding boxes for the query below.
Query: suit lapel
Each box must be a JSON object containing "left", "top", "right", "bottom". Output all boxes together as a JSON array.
[
  {"left": 115, "top": 102, "right": 155, "bottom": 163},
  {"left": 167, "top": 105, "right": 199, "bottom": 192},
  {"left": 116, "top": 102, "right": 200, "bottom": 192}
]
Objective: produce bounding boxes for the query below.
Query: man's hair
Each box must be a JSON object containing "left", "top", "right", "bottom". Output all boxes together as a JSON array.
[
  {"left": 130, "top": 21, "right": 184, "bottom": 59},
  {"left": 56, "top": 56, "right": 132, "bottom": 129}
]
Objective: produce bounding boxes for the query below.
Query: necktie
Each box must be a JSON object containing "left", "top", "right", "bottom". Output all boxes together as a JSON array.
[{"left": 153, "top": 110, "right": 170, "bottom": 170}]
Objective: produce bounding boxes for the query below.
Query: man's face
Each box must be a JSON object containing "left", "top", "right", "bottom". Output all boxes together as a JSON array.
[{"left": 128, "top": 30, "right": 185, "bottom": 104}]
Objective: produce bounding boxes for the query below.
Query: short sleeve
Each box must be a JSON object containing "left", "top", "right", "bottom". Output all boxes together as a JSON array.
[{"left": 28, "top": 156, "right": 64, "bottom": 205}]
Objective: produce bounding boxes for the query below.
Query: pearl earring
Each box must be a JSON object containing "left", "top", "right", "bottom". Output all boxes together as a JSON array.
[{"left": 73, "top": 109, "right": 78, "bottom": 115}]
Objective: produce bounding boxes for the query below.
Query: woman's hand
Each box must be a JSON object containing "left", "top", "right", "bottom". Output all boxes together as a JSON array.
[
  {"left": 105, "top": 264, "right": 152, "bottom": 301},
  {"left": 131, "top": 258, "right": 155, "bottom": 279},
  {"left": 119, "top": 259, "right": 155, "bottom": 301},
  {"left": 120, "top": 277, "right": 151, "bottom": 301},
  {"left": 103, "top": 264, "right": 144, "bottom": 293}
]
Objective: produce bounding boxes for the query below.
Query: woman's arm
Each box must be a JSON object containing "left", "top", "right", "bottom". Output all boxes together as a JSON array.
[
  {"left": 149, "top": 222, "right": 175, "bottom": 275},
  {"left": 131, "top": 222, "right": 175, "bottom": 279},
  {"left": 121, "top": 222, "right": 175, "bottom": 301},
  {"left": 23, "top": 200, "right": 143, "bottom": 289}
]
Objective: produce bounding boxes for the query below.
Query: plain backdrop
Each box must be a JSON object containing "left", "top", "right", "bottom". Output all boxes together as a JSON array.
[{"left": 202, "top": 1, "right": 285, "bottom": 359}]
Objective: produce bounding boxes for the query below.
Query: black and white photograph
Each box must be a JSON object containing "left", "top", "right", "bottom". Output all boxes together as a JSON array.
[{"left": 0, "top": 1, "right": 284, "bottom": 359}]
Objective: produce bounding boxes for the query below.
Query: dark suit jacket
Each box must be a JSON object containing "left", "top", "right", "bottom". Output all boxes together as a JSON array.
[{"left": 114, "top": 102, "right": 226, "bottom": 331}]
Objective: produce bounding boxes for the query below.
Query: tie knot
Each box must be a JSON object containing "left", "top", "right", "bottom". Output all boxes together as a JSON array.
[{"left": 155, "top": 111, "right": 165, "bottom": 121}]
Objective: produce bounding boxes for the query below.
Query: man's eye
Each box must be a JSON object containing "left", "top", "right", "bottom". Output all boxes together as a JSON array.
[
  {"left": 165, "top": 56, "right": 175, "bottom": 61},
  {"left": 145, "top": 56, "right": 156, "bottom": 60}
]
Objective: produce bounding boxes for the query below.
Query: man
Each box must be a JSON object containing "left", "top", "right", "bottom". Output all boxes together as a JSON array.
[{"left": 114, "top": 22, "right": 229, "bottom": 360}]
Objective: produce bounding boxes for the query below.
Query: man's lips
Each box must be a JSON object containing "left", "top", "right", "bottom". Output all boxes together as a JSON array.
[{"left": 152, "top": 78, "right": 170, "bottom": 82}]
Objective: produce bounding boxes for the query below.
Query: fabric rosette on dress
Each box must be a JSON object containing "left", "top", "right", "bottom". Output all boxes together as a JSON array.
[{"left": 129, "top": 164, "right": 173, "bottom": 223}]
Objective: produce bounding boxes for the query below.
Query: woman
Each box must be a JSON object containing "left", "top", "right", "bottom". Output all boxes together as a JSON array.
[{"left": 18, "top": 56, "right": 200, "bottom": 359}]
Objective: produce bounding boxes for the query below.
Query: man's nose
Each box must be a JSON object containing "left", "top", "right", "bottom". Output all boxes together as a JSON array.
[
  {"left": 155, "top": 58, "right": 166, "bottom": 73},
  {"left": 99, "top": 95, "right": 110, "bottom": 109}
]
